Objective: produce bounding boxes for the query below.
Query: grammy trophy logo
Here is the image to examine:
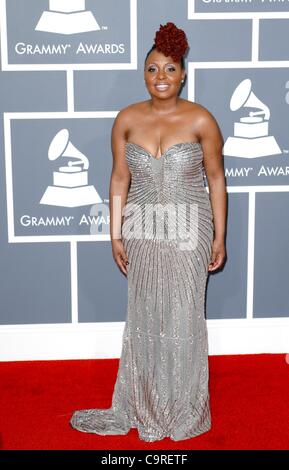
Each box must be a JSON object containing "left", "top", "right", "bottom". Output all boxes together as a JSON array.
[
  {"left": 40, "top": 128, "right": 102, "bottom": 208},
  {"left": 35, "top": 0, "right": 100, "bottom": 35},
  {"left": 223, "top": 79, "right": 282, "bottom": 158}
]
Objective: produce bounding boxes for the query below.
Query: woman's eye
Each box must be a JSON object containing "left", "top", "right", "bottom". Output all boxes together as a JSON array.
[{"left": 146, "top": 66, "right": 175, "bottom": 72}]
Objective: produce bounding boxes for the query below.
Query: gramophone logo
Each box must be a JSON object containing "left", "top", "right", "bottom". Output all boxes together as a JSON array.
[
  {"left": 0, "top": 0, "right": 136, "bottom": 69},
  {"left": 40, "top": 128, "right": 102, "bottom": 208},
  {"left": 35, "top": 0, "right": 100, "bottom": 35},
  {"left": 223, "top": 79, "right": 282, "bottom": 158}
]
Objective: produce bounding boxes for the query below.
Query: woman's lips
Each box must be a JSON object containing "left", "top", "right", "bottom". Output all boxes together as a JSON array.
[{"left": 155, "top": 84, "right": 170, "bottom": 91}]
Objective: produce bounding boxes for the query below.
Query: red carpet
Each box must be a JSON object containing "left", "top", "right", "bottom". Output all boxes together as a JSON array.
[{"left": 0, "top": 354, "right": 288, "bottom": 450}]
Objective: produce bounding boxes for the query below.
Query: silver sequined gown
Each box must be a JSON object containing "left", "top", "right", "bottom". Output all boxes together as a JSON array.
[{"left": 70, "top": 141, "right": 214, "bottom": 442}]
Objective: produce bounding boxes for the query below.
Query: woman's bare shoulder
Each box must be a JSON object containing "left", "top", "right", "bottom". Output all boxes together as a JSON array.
[
  {"left": 115, "top": 101, "right": 149, "bottom": 123},
  {"left": 180, "top": 100, "right": 222, "bottom": 141},
  {"left": 112, "top": 101, "right": 149, "bottom": 139},
  {"left": 181, "top": 99, "right": 216, "bottom": 119}
]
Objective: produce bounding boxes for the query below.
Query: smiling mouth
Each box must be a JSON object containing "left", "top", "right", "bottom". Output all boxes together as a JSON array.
[{"left": 155, "top": 84, "right": 170, "bottom": 91}]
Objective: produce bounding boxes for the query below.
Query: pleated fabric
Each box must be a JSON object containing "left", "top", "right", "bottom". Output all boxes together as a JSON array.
[{"left": 70, "top": 142, "right": 214, "bottom": 441}]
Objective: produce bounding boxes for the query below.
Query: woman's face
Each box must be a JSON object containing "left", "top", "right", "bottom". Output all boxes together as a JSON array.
[{"left": 144, "top": 49, "right": 185, "bottom": 99}]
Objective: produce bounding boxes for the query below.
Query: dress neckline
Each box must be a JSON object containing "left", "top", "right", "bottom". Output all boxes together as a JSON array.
[{"left": 125, "top": 141, "right": 201, "bottom": 160}]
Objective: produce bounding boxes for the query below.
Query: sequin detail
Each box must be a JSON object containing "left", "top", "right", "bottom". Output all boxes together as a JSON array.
[{"left": 70, "top": 141, "right": 214, "bottom": 442}]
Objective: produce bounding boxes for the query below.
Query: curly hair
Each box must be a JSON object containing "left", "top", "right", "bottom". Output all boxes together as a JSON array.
[{"left": 144, "top": 22, "right": 189, "bottom": 69}]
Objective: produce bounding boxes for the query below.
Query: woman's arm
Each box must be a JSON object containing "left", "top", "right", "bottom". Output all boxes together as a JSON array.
[
  {"left": 109, "top": 108, "right": 131, "bottom": 275},
  {"left": 197, "top": 107, "right": 227, "bottom": 271}
]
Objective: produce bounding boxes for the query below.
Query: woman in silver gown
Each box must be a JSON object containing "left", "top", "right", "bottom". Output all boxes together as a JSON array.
[{"left": 70, "top": 22, "right": 227, "bottom": 442}]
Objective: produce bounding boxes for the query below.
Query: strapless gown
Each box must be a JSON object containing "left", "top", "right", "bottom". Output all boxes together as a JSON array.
[{"left": 70, "top": 141, "right": 214, "bottom": 442}]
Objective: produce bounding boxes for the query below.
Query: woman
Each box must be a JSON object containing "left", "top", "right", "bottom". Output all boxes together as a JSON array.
[{"left": 70, "top": 22, "right": 227, "bottom": 442}]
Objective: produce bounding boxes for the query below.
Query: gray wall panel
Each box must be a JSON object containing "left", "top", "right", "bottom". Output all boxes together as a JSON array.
[
  {"left": 206, "top": 193, "right": 248, "bottom": 319},
  {"left": 254, "top": 193, "right": 289, "bottom": 318},
  {"left": 0, "top": 0, "right": 288, "bottom": 329}
]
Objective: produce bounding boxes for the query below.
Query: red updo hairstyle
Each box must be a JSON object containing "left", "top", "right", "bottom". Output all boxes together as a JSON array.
[{"left": 154, "top": 22, "right": 189, "bottom": 63}]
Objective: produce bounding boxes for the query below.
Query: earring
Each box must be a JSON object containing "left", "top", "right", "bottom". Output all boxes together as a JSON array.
[{"left": 181, "top": 79, "right": 184, "bottom": 83}]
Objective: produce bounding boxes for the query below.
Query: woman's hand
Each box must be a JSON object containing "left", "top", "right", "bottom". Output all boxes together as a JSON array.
[
  {"left": 111, "top": 239, "right": 129, "bottom": 276},
  {"left": 208, "top": 238, "right": 226, "bottom": 272}
]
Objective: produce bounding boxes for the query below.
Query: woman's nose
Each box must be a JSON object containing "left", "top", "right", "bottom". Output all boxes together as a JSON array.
[{"left": 157, "top": 69, "right": 166, "bottom": 79}]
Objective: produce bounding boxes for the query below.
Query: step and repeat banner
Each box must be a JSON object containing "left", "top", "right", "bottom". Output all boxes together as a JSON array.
[{"left": 0, "top": 0, "right": 288, "bottom": 359}]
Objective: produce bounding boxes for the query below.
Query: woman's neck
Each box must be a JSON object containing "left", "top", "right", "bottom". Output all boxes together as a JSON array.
[{"left": 149, "top": 96, "right": 180, "bottom": 115}]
